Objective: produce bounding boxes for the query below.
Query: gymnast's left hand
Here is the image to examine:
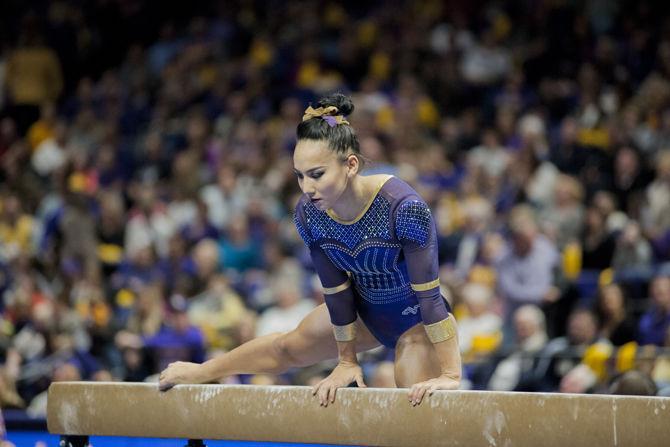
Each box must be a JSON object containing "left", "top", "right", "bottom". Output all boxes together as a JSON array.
[
  {"left": 159, "top": 361, "right": 203, "bottom": 391},
  {"left": 408, "top": 374, "right": 460, "bottom": 406}
]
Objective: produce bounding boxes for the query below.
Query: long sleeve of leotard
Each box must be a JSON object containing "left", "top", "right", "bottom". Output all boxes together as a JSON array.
[
  {"left": 394, "top": 198, "right": 451, "bottom": 324},
  {"left": 294, "top": 202, "right": 357, "bottom": 327}
]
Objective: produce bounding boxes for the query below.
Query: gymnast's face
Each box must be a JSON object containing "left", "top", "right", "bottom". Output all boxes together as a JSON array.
[{"left": 293, "top": 139, "right": 357, "bottom": 211}]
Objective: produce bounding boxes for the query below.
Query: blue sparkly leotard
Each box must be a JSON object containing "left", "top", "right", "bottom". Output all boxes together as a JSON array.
[{"left": 294, "top": 176, "right": 451, "bottom": 348}]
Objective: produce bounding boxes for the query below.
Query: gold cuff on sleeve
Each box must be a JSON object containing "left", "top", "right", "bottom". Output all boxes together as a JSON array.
[
  {"left": 333, "top": 323, "right": 357, "bottom": 342},
  {"left": 424, "top": 315, "right": 457, "bottom": 343},
  {"left": 323, "top": 279, "right": 351, "bottom": 295},
  {"left": 410, "top": 278, "right": 440, "bottom": 292}
]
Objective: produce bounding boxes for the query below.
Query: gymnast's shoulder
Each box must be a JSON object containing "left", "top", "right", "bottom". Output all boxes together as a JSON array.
[{"left": 375, "top": 174, "right": 425, "bottom": 205}]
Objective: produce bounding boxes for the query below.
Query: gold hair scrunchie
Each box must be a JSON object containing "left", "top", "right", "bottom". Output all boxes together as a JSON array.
[{"left": 302, "top": 105, "right": 350, "bottom": 127}]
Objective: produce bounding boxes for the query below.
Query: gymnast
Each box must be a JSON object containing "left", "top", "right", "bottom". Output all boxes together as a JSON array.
[{"left": 159, "top": 93, "right": 462, "bottom": 406}]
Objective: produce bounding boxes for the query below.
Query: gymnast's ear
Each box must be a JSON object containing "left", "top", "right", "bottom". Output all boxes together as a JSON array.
[{"left": 344, "top": 153, "right": 360, "bottom": 176}]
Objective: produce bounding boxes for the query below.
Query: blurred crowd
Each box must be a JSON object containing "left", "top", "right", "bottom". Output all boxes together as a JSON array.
[{"left": 1, "top": 0, "right": 670, "bottom": 421}]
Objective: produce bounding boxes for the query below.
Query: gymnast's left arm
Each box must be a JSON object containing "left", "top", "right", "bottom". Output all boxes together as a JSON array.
[{"left": 395, "top": 200, "right": 462, "bottom": 404}]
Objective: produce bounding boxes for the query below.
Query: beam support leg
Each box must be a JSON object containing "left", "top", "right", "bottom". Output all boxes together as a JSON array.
[{"left": 59, "top": 435, "right": 90, "bottom": 447}]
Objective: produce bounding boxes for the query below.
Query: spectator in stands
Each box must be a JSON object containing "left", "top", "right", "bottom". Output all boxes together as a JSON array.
[
  {"left": 612, "top": 220, "right": 653, "bottom": 273},
  {"left": 440, "top": 197, "right": 494, "bottom": 282},
  {"left": 4, "top": 18, "right": 63, "bottom": 135},
  {"left": 486, "top": 305, "right": 548, "bottom": 391},
  {"left": 609, "top": 370, "right": 658, "bottom": 396},
  {"left": 188, "top": 274, "right": 248, "bottom": 351},
  {"left": 642, "top": 151, "right": 670, "bottom": 263},
  {"left": 495, "top": 205, "right": 559, "bottom": 327},
  {"left": 26, "top": 362, "right": 80, "bottom": 417},
  {"left": 534, "top": 308, "right": 603, "bottom": 392},
  {"left": 580, "top": 206, "right": 616, "bottom": 271},
  {"left": 457, "top": 282, "right": 501, "bottom": 361},
  {"left": 116, "top": 294, "right": 206, "bottom": 373},
  {"left": 218, "top": 215, "right": 263, "bottom": 275},
  {"left": 610, "top": 146, "right": 649, "bottom": 216},
  {"left": 539, "top": 174, "right": 585, "bottom": 250},
  {"left": 0, "top": 193, "right": 35, "bottom": 261},
  {"left": 638, "top": 275, "right": 670, "bottom": 346},
  {"left": 254, "top": 277, "right": 316, "bottom": 338},
  {"left": 592, "top": 283, "right": 636, "bottom": 347}
]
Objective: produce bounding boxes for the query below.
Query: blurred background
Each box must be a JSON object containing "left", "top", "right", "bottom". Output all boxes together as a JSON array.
[{"left": 1, "top": 0, "right": 670, "bottom": 440}]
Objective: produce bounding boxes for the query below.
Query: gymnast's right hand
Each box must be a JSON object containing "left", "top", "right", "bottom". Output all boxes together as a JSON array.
[
  {"left": 158, "top": 361, "right": 203, "bottom": 391},
  {"left": 312, "top": 361, "right": 366, "bottom": 407}
]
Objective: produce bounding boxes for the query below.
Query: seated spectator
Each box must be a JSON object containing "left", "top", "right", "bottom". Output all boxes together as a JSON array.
[
  {"left": 188, "top": 274, "right": 248, "bottom": 351},
  {"left": 218, "top": 215, "right": 263, "bottom": 275},
  {"left": 495, "top": 205, "right": 559, "bottom": 324},
  {"left": 533, "top": 308, "right": 604, "bottom": 392},
  {"left": 641, "top": 151, "right": 670, "bottom": 262},
  {"left": 612, "top": 220, "right": 653, "bottom": 273},
  {"left": 440, "top": 197, "right": 493, "bottom": 282},
  {"left": 190, "top": 238, "right": 221, "bottom": 293},
  {"left": 160, "top": 233, "right": 198, "bottom": 297},
  {"left": 254, "top": 277, "right": 316, "bottom": 337},
  {"left": 112, "top": 245, "right": 166, "bottom": 291},
  {"left": 124, "top": 282, "right": 164, "bottom": 337},
  {"left": 241, "top": 239, "right": 304, "bottom": 312},
  {"left": 125, "top": 182, "right": 176, "bottom": 259},
  {"left": 610, "top": 146, "right": 650, "bottom": 216},
  {"left": 467, "top": 128, "right": 511, "bottom": 181},
  {"left": 119, "top": 345, "right": 151, "bottom": 382},
  {"left": 116, "top": 295, "right": 206, "bottom": 374},
  {"left": 0, "top": 193, "right": 35, "bottom": 261},
  {"left": 179, "top": 199, "right": 219, "bottom": 246},
  {"left": 609, "top": 370, "right": 658, "bottom": 396},
  {"left": 27, "top": 362, "right": 81, "bottom": 417},
  {"left": 95, "top": 190, "right": 126, "bottom": 277},
  {"left": 456, "top": 282, "right": 502, "bottom": 361},
  {"left": 30, "top": 117, "right": 67, "bottom": 178},
  {"left": 652, "top": 326, "right": 670, "bottom": 392},
  {"left": 486, "top": 305, "right": 548, "bottom": 391},
  {"left": 595, "top": 283, "right": 637, "bottom": 346},
  {"left": 539, "top": 174, "right": 585, "bottom": 250},
  {"left": 638, "top": 275, "right": 670, "bottom": 346},
  {"left": 580, "top": 206, "right": 616, "bottom": 271},
  {"left": 591, "top": 190, "right": 628, "bottom": 234}
]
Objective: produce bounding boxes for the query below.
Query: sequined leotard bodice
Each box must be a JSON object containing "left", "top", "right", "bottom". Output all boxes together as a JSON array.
[{"left": 294, "top": 176, "right": 450, "bottom": 347}]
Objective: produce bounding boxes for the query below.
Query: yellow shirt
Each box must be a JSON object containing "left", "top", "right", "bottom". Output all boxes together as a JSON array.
[
  {"left": 6, "top": 46, "right": 63, "bottom": 105},
  {"left": 0, "top": 215, "right": 35, "bottom": 255}
]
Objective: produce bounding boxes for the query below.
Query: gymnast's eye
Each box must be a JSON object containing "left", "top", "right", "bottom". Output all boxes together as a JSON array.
[{"left": 310, "top": 171, "right": 324, "bottom": 179}]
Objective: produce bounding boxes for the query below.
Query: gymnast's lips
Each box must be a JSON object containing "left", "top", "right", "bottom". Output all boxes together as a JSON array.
[{"left": 310, "top": 198, "right": 322, "bottom": 205}]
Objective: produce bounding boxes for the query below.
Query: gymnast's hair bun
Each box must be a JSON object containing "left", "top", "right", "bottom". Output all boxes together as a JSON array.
[{"left": 318, "top": 93, "right": 354, "bottom": 116}]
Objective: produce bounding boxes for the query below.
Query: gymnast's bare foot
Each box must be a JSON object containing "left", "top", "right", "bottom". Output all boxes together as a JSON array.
[{"left": 158, "top": 361, "right": 206, "bottom": 391}]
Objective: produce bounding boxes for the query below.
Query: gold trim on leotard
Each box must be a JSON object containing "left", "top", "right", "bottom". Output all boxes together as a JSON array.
[
  {"left": 322, "top": 279, "right": 351, "bottom": 295},
  {"left": 410, "top": 278, "right": 440, "bottom": 292},
  {"left": 333, "top": 322, "right": 357, "bottom": 342},
  {"left": 326, "top": 176, "right": 393, "bottom": 224},
  {"left": 424, "top": 315, "right": 457, "bottom": 343}
]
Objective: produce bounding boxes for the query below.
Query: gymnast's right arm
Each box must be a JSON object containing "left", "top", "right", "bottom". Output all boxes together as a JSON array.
[
  {"left": 309, "top": 245, "right": 366, "bottom": 406},
  {"left": 294, "top": 210, "right": 366, "bottom": 406}
]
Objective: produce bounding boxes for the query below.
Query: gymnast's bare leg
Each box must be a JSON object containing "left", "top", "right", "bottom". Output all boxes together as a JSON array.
[
  {"left": 158, "top": 304, "right": 381, "bottom": 390},
  {"left": 394, "top": 320, "right": 461, "bottom": 405}
]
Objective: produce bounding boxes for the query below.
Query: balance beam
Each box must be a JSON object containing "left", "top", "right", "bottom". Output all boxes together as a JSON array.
[{"left": 48, "top": 382, "right": 670, "bottom": 447}]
